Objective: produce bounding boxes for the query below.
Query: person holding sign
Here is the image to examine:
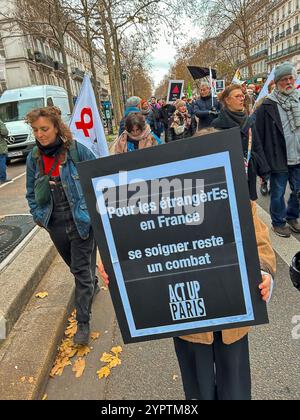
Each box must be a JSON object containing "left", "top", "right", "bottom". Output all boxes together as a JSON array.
[
  {"left": 172, "top": 127, "right": 276, "bottom": 400},
  {"left": 25, "top": 107, "right": 97, "bottom": 346},
  {"left": 212, "top": 85, "right": 270, "bottom": 202}
]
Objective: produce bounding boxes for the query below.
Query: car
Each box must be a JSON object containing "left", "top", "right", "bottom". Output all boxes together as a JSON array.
[{"left": 0, "top": 85, "right": 71, "bottom": 162}]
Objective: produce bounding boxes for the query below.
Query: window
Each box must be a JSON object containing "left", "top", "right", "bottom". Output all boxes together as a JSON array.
[{"left": 47, "top": 97, "right": 54, "bottom": 106}]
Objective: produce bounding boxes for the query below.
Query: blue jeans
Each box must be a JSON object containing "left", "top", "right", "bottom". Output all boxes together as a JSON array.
[
  {"left": 0, "top": 154, "right": 7, "bottom": 181},
  {"left": 270, "top": 165, "right": 300, "bottom": 227}
]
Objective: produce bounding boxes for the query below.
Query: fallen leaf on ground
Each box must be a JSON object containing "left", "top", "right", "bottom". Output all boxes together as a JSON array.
[
  {"left": 111, "top": 346, "right": 123, "bottom": 356},
  {"left": 76, "top": 346, "right": 91, "bottom": 357},
  {"left": 100, "top": 352, "right": 115, "bottom": 363},
  {"left": 64, "top": 323, "right": 77, "bottom": 338},
  {"left": 91, "top": 332, "right": 100, "bottom": 341},
  {"left": 72, "top": 358, "right": 85, "bottom": 378},
  {"left": 42, "top": 394, "right": 47, "bottom": 400},
  {"left": 97, "top": 366, "right": 111, "bottom": 379},
  {"left": 173, "top": 375, "right": 179, "bottom": 381},
  {"left": 108, "top": 357, "right": 121, "bottom": 369},
  {"left": 35, "top": 292, "right": 48, "bottom": 299},
  {"left": 20, "top": 377, "right": 26, "bottom": 383},
  {"left": 28, "top": 377, "right": 34, "bottom": 384},
  {"left": 50, "top": 357, "right": 72, "bottom": 377},
  {"left": 100, "top": 286, "right": 108, "bottom": 291}
]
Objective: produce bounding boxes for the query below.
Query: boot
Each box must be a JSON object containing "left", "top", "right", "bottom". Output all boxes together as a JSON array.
[{"left": 74, "top": 322, "right": 90, "bottom": 346}]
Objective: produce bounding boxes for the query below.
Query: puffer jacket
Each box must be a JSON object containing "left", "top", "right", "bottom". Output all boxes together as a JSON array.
[
  {"left": 0, "top": 119, "right": 8, "bottom": 155},
  {"left": 180, "top": 201, "right": 276, "bottom": 345}
]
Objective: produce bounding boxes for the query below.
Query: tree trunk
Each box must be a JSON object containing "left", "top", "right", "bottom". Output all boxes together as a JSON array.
[
  {"left": 106, "top": 3, "right": 124, "bottom": 113},
  {"left": 83, "top": 4, "right": 101, "bottom": 106},
  {"left": 99, "top": 1, "right": 122, "bottom": 125}
]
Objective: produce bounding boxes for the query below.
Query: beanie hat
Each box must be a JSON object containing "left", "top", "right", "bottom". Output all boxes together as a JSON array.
[
  {"left": 176, "top": 100, "right": 186, "bottom": 110},
  {"left": 274, "top": 62, "right": 295, "bottom": 83},
  {"left": 126, "top": 96, "right": 141, "bottom": 108}
]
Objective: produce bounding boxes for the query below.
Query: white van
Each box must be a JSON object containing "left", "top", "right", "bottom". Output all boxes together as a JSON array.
[{"left": 0, "top": 85, "right": 71, "bottom": 161}]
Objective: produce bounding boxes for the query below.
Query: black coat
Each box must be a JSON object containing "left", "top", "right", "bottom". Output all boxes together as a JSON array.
[
  {"left": 193, "top": 96, "right": 221, "bottom": 129},
  {"left": 255, "top": 98, "right": 289, "bottom": 173},
  {"left": 212, "top": 108, "right": 270, "bottom": 201},
  {"left": 159, "top": 104, "right": 176, "bottom": 128}
]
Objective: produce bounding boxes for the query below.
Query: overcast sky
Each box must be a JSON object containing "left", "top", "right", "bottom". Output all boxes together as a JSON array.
[{"left": 151, "top": 25, "right": 204, "bottom": 88}]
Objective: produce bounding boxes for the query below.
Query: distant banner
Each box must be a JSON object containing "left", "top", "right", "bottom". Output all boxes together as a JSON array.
[
  {"left": 167, "top": 80, "right": 184, "bottom": 103},
  {"left": 215, "top": 80, "right": 225, "bottom": 93}
]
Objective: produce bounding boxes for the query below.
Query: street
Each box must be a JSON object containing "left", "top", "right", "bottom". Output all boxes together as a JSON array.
[
  {"left": 1, "top": 162, "right": 300, "bottom": 400},
  {"left": 0, "top": 159, "right": 28, "bottom": 217}
]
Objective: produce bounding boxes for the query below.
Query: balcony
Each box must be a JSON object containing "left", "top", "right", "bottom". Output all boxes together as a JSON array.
[
  {"left": 267, "top": 43, "right": 300, "bottom": 62},
  {"left": 279, "top": 32, "right": 285, "bottom": 39},
  {"left": 71, "top": 67, "right": 85, "bottom": 80},
  {"left": 294, "top": 24, "right": 300, "bottom": 33},
  {"left": 53, "top": 61, "right": 65, "bottom": 72},
  {"left": 34, "top": 51, "right": 54, "bottom": 68},
  {"left": 250, "top": 49, "right": 268, "bottom": 61},
  {"left": 286, "top": 28, "right": 292, "bottom": 36}
]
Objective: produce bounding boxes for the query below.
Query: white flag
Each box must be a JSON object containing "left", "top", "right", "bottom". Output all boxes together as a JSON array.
[
  {"left": 69, "top": 74, "right": 109, "bottom": 158},
  {"left": 254, "top": 68, "right": 276, "bottom": 107}
]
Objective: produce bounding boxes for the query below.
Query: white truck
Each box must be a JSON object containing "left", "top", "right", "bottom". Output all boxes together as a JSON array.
[{"left": 0, "top": 85, "right": 71, "bottom": 162}]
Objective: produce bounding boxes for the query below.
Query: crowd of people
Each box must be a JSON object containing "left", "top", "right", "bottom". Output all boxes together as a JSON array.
[{"left": 7, "top": 60, "right": 297, "bottom": 400}]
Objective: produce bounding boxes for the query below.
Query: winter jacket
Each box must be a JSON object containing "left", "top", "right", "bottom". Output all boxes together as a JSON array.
[
  {"left": 119, "top": 107, "right": 141, "bottom": 136},
  {"left": 180, "top": 201, "right": 276, "bottom": 345},
  {"left": 159, "top": 104, "right": 176, "bottom": 128},
  {"left": 26, "top": 140, "right": 95, "bottom": 239},
  {"left": 0, "top": 118, "right": 9, "bottom": 155},
  {"left": 255, "top": 97, "right": 299, "bottom": 173},
  {"left": 212, "top": 108, "right": 270, "bottom": 200},
  {"left": 168, "top": 111, "right": 196, "bottom": 142},
  {"left": 114, "top": 131, "right": 158, "bottom": 154},
  {"left": 193, "top": 95, "right": 221, "bottom": 129}
]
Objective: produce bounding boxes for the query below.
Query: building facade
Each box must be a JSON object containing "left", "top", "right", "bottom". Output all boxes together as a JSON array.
[
  {"left": 0, "top": 1, "right": 110, "bottom": 102},
  {"left": 216, "top": 0, "right": 300, "bottom": 82},
  {"left": 268, "top": 0, "right": 300, "bottom": 71}
]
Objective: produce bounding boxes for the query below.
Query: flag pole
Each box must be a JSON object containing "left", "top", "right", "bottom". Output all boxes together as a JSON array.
[{"left": 209, "top": 67, "right": 214, "bottom": 109}]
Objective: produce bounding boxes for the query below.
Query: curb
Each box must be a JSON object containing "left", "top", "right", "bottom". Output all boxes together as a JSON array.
[
  {"left": 0, "top": 228, "right": 57, "bottom": 341},
  {"left": 0, "top": 255, "right": 75, "bottom": 400}
]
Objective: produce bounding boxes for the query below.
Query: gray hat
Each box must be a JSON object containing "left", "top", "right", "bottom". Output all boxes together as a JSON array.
[
  {"left": 126, "top": 96, "right": 141, "bottom": 108},
  {"left": 274, "top": 62, "right": 295, "bottom": 83}
]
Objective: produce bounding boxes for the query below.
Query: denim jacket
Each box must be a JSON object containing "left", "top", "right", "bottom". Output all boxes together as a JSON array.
[{"left": 26, "top": 141, "right": 96, "bottom": 240}]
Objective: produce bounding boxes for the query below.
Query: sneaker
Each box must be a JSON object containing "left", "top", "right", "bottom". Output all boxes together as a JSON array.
[
  {"left": 74, "top": 322, "right": 90, "bottom": 346},
  {"left": 287, "top": 219, "right": 300, "bottom": 234},
  {"left": 272, "top": 225, "right": 291, "bottom": 238}
]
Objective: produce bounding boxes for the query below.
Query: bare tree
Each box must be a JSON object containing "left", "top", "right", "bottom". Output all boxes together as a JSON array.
[
  {"left": 3, "top": 0, "right": 81, "bottom": 110},
  {"left": 202, "top": 0, "right": 270, "bottom": 77}
]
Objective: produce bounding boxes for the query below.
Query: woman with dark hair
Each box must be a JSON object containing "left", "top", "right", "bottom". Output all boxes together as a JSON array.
[
  {"left": 25, "top": 106, "right": 97, "bottom": 346},
  {"left": 115, "top": 112, "right": 158, "bottom": 154},
  {"left": 212, "top": 84, "right": 270, "bottom": 201}
]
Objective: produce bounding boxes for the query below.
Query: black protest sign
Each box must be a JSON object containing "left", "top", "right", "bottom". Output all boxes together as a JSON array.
[
  {"left": 77, "top": 128, "right": 269, "bottom": 344},
  {"left": 167, "top": 80, "right": 184, "bottom": 103}
]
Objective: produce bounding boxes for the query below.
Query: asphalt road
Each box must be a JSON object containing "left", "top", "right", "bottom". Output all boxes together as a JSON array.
[{"left": 0, "top": 159, "right": 29, "bottom": 217}]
